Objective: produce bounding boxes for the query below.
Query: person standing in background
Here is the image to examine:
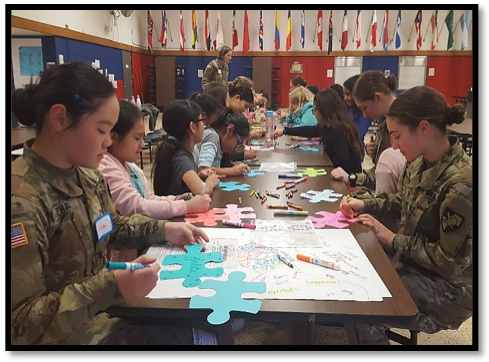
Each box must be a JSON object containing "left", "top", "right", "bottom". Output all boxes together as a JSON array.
[
  {"left": 339, "top": 86, "right": 472, "bottom": 345},
  {"left": 289, "top": 75, "right": 307, "bottom": 91},
  {"left": 201, "top": 46, "right": 232, "bottom": 90}
]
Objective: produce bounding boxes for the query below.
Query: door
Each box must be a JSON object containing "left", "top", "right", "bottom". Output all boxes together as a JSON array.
[{"left": 122, "top": 50, "right": 133, "bottom": 101}]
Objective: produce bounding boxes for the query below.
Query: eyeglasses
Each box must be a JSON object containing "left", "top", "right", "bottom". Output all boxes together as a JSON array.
[
  {"left": 311, "top": 107, "right": 317, "bottom": 114},
  {"left": 197, "top": 117, "right": 207, "bottom": 123},
  {"left": 235, "top": 132, "right": 243, "bottom": 146}
]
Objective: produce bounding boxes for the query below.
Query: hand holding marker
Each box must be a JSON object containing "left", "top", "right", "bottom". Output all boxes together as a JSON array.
[
  {"left": 106, "top": 261, "right": 159, "bottom": 270},
  {"left": 222, "top": 219, "right": 256, "bottom": 230}
]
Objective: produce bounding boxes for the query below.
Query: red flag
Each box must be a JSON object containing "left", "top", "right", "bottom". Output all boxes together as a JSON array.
[
  {"left": 317, "top": 10, "right": 323, "bottom": 50},
  {"left": 341, "top": 10, "right": 348, "bottom": 51},
  {"left": 243, "top": 10, "right": 250, "bottom": 53},
  {"left": 286, "top": 10, "right": 292, "bottom": 51},
  {"left": 232, "top": 10, "right": 238, "bottom": 49},
  {"left": 180, "top": 10, "right": 185, "bottom": 52},
  {"left": 147, "top": 10, "right": 153, "bottom": 53},
  {"left": 415, "top": 10, "right": 422, "bottom": 51},
  {"left": 370, "top": 10, "right": 377, "bottom": 52},
  {"left": 205, "top": 10, "right": 210, "bottom": 51}
]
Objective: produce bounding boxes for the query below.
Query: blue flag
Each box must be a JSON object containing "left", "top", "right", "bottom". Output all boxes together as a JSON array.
[
  {"left": 301, "top": 10, "right": 305, "bottom": 48},
  {"left": 327, "top": 10, "right": 333, "bottom": 55},
  {"left": 395, "top": 10, "right": 402, "bottom": 49}
]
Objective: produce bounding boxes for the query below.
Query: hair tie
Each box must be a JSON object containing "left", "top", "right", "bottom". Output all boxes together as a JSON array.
[
  {"left": 168, "top": 136, "right": 177, "bottom": 142},
  {"left": 73, "top": 94, "right": 80, "bottom": 100}
]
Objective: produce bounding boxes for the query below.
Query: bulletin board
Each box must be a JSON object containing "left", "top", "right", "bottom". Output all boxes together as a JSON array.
[
  {"left": 19, "top": 47, "right": 43, "bottom": 77},
  {"left": 12, "top": 38, "right": 43, "bottom": 89}
]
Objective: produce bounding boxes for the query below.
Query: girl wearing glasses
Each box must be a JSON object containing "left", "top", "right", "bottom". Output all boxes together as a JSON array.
[
  {"left": 194, "top": 107, "right": 251, "bottom": 177},
  {"left": 152, "top": 100, "right": 221, "bottom": 197}
]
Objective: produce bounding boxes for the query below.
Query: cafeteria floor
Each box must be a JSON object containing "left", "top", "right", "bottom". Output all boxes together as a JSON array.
[{"left": 139, "top": 113, "right": 472, "bottom": 345}]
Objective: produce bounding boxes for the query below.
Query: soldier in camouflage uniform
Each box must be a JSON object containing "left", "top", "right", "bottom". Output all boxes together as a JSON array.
[
  {"left": 201, "top": 46, "right": 232, "bottom": 90},
  {"left": 339, "top": 86, "right": 472, "bottom": 344},
  {"left": 331, "top": 71, "right": 397, "bottom": 191},
  {"left": 11, "top": 62, "right": 219, "bottom": 346}
]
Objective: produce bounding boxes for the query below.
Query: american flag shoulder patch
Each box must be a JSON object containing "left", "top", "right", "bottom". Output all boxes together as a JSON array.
[{"left": 11, "top": 223, "right": 29, "bottom": 249}]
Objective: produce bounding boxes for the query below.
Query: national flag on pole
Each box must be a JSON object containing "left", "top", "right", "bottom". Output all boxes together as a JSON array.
[
  {"left": 316, "top": 10, "right": 323, "bottom": 50},
  {"left": 179, "top": 10, "right": 185, "bottom": 52},
  {"left": 147, "top": 10, "right": 154, "bottom": 53},
  {"left": 415, "top": 10, "right": 422, "bottom": 50},
  {"left": 381, "top": 10, "right": 389, "bottom": 51},
  {"left": 341, "top": 10, "right": 348, "bottom": 51},
  {"left": 205, "top": 10, "right": 211, "bottom": 51},
  {"left": 461, "top": 10, "right": 469, "bottom": 50},
  {"left": 300, "top": 10, "right": 305, "bottom": 48},
  {"left": 354, "top": 10, "right": 362, "bottom": 48},
  {"left": 216, "top": 10, "right": 224, "bottom": 50},
  {"left": 327, "top": 10, "right": 333, "bottom": 55},
  {"left": 286, "top": 10, "right": 292, "bottom": 51},
  {"left": 243, "top": 10, "right": 250, "bottom": 53},
  {"left": 161, "top": 10, "right": 167, "bottom": 49},
  {"left": 232, "top": 10, "right": 238, "bottom": 49},
  {"left": 430, "top": 10, "right": 438, "bottom": 50},
  {"left": 370, "top": 10, "right": 377, "bottom": 52},
  {"left": 445, "top": 10, "right": 454, "bottom": 50},
  {"left": 259, "top": 10, "right": 264, "bottom": 52},
  {"left": 275, "top": 10, "right": 280, "bottom": 51},
  {"left": 192, "top": 10, "right": 198, "bottom": 49},
  {"left": 395, "top": 10, "right": 402, "bottom": 49}
]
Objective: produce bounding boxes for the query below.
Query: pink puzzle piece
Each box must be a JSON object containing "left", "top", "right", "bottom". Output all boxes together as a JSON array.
[
  {"left": 222, "top": 204, "right": 256, "bottom": 221},
  {"left": 185, "top": 209, "right": 229, "bottom": 227},
  {"left": 306, "top": 211, "right": 358, "bottom": 229}
]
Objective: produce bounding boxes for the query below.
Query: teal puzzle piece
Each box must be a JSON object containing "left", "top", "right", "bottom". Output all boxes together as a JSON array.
[
  {"left": 160, "top": 244, "right": 224, "bottom": 287},
  {"left": 189, "top": 271, "right": 266, "bottom": 325},
  {"left": 217, "top": 181, "right": 251, "bottom": 192}
]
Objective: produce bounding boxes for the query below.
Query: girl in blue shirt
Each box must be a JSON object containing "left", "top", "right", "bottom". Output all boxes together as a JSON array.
[{"left": 285, "top": 86, "right": 318, "bottom": 127}]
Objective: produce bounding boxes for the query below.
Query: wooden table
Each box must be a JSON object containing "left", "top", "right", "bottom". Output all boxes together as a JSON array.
[
  {"left": 11, "top": 128, "right": 36, "bottom": 150},
  {"left": 108, "top": 172, "right": 418, "bottom": 345}
]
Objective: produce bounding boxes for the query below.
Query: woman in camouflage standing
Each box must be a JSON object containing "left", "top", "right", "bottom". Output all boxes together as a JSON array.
[{"left": 201, "top": 45, "right": 232, "bottom": 90}]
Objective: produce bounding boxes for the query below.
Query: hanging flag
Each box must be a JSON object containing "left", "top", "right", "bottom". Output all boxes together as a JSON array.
[
  {"left": 243, "top": 10, "right": 250, "bottom": 53},
  {"left": 445, "top": 10, "right": 454, "bottom": 50},
  {"left": 216, "top": 10, "right": 224, "bottom": 50},
  {"left": 205, "top": 10, "right": 211, "bottom": 51},
  {"left": 395, "top": 10, "right": 402, "bottom": 49},
  {"left": 316, "top": 10, "right": 323, "bottom": 50},
  {"left": 259, "top": 10, "right": 264, "bottom": 52},
  {"left": 462, "top": 10, "right": 469, "bottom": 50},
  {"left": 370, "top": 10, "right": 377, "bottom": 52},
  {"left": 381, "top": 10, "right": 389, "bottom": 51},
  {"left": 341, "top": 10, "right": 348, "bottom": 51},
  {"left": 430, "top": 10, "right": 438, "bottom": 50},
  {"left": 286, "top": 10, "right": 292, "bottom": 51},
  {"left": 327, "top": 10, "right": 333, "bottom": 55},
  {"left": 147, "top": 10, "right": 153, "bottom": 53},
  {"left": 354, "top": 10, "right": 362, "bottom": 48},
  {"left": 161, "top": 10, "right": 167, "bottom": 49},
  {"left": 179, "top": 10, "right": 185, "bottom": 52},
  {"left": 300, "top": 10, "right": 305, "bottom": 49},
  {"left": 192, "top": 10, "right": 198, "bottom": 50},
  {"left": 232, "top": 10, "right": 239, "bottom": 49},
  {"left": 275, "top": 10, "right": 280, "bottom": 51},
  {"left": 415, "top": 10, "right": 422, "bottom": 50}
]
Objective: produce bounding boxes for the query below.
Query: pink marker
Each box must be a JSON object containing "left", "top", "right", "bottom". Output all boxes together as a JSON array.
[
  {"left": 222, "top": 219, "right": 256, "bottom": 230},
  {"left": 294, "top": 176, "right": 308, "bottom": 184}
]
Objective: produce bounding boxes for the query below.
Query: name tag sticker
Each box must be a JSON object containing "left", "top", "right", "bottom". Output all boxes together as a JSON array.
[
  {"left": 95, "top": 212, "right": 114, "bottom": 243},
  {"left": 218, "top": 69, "right": 222, "bottom": 74}
]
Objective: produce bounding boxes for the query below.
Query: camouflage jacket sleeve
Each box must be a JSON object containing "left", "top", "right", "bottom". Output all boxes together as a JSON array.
[
  {"left": 201, "top": 62, "right": 217, "bottom": 90},
  {"left": 355, "top": 165, "right": 377, "bottom": 190},
  {"left": 392, "top": 183, "right": 473, "bottom": 279},
  {"left": 358, "top": 189, "right": 402, "bottom": 220}
]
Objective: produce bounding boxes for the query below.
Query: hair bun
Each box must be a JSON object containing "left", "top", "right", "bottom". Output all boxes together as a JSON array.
[
  {"left": 445, "top": 104, "right": 465, "bottom": 126},
  {"left": 12, "top": 87, "right": 38, "bottom": 127}
]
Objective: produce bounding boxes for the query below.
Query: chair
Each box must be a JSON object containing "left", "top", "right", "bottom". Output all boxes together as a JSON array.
[
  {"left": 385, "top": 329, "right": 420, "bottom": 345},
  {"left": 139, "top": 129, "right": 166, "bottom": 169}
]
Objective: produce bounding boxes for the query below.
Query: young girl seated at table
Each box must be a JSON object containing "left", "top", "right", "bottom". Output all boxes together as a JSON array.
[
  {"left": 285, "top": 86, "right": 318, "bottom": 127},
  {"left": 99, "top": 100, "right": 212, "bottom": 261},
  {"left": 152, "top": 99, "right": 220, "bottom": 197},
  {"left": 194, "top": 107, "right": 251, "bottom": 177}
]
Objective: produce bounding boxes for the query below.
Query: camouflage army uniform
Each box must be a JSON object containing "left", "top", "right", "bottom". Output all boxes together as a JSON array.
[
  {"left": 352, "top": 136, "right": 472, "bottom": 344},
  {"left": 11, "top": 141, "right": 210, "bottom": 345},
  {"left": 355, "top": 117, "right": 391, "bottom": 191},
  {"left": 201, "top": 59, "right": 229, "bottom": 90}
]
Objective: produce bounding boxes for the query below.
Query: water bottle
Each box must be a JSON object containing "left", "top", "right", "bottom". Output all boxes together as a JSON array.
[
  {"left": 254, "top": 107, "right": 261, "bottom": 122},
  {"left": 130, "top": 95, "right": 136, "bottom": 105},
  {"left": 136, "top": 95, "right": 142, "bottom": 110},
  {"left": 265, "top": 110, "right": 274, "bottom": 141}
]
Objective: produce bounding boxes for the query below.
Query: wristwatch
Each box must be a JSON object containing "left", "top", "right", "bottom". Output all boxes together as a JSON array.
[{"left": 348, "top": 173, "right": 357, "bottom": 187}]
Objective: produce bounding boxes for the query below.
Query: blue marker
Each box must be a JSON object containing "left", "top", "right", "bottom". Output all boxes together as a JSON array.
[
  {"left": 278, "top": 174, "right": 302, "bottom": 179},
  {"left": 105, "top": 262, "right": 159, "bottom": 270}
]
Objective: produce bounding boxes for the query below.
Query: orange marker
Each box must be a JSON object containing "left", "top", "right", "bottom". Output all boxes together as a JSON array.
[
  {"left": 286, "top": 201, "right": 303, "bottom": 211},
  {"left": 276, "top": 184, "right": 286, "bottom": 190},
  {"left": 297, "top": 254, "right": 341, "bottom": 270}
]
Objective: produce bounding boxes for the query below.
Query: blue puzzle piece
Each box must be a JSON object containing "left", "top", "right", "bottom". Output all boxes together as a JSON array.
[
  {"left": 245, "top": 170, "right": 265, "bottom": 178},
  {"left": 217, "top": 181, "right": 251, "bottom": 191},
  {"left": 160, "top": 244, "right": 224, "bottom": 287},
  {"left": 189, "top": 271, "right": 266, "bottom": 325},
  {"left": 299, "top": 146, "right": 320, "bottom": 152},
  {"left": 300, "top": 189, "right": 344, "bottom": 203}
]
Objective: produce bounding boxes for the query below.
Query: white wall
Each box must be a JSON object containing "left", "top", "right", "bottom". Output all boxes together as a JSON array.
[{"left": 12, "top": 9, "right": 472, "bottom": 52}]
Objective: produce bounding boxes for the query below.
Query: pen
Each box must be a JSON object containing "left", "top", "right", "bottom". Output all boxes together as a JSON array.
[
  {"left": 346, "top": 194, "right": 353, "bottom": 218},
  {"left": 266, "top": 205, "right": 288, "bottom": 209},
  {"left": 296, "top": 254, "right": 341, "bottom": 271},
  {"left": 277, "top": 254, "right": 294, "bottom": 268},
  {"left": 222, "top": 219, "right": 257, "bottom": 230},
  {"left": 200, "top": 182, "right": 206, "bottom": 195},
  {"left": 273, "top": 210, "right": 308, "bottom": 216},
  {"left": 278, "top": 174, "right": 302, "bottom": 179},
  {"left": 105, "top": 262, "right": 159, "bottom": 270}
]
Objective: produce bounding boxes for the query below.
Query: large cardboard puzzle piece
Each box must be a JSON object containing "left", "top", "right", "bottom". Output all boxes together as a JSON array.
[
  {"left": 300, "top": 141, "right": 320, "bottom": 146},
  {"left": 160, "top": 244, "right": 224, "bottom": 287},
  {"left": 189, "top": 271, "right": 266, "bottom": 325},
  {"left": 299, "top": 146, "right": 320, "bottom": 152},
  {"left": 300, "top": 189, "right": 343, "bottom": 203},
  {"left": 217, "top": 181, "right": 251, "bottom": 192},
  {"left": 222, "top": 204, "right": 256, "bottom": 221},
  {"left": 297, "top": 168, "right": 327, "bottom": 178},
  {"left": 306, "top": 211, "right": 358, "bottom": 229},
  {"left": 245, "top": 169, "right": 265, "bottom": 178},
  {"left": 185, "top": 209, "right": 229, "bottom": 226}
]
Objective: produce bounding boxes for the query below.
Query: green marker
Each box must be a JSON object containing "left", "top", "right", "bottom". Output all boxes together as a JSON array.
[{"left": 273, "top": 210, "right": 309, "bottom": 216}]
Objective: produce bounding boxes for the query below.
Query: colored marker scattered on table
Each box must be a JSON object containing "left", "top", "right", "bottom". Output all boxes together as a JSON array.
[
  {"left": 273, "top": 210, "right": 308, "bottom": 216},
  {"left": 222, "top": 219, "right": 256, "bottom": 230},
  {"left": 277, "top": 254, "right": 294, "bottom": 268},
  {"left": 296, "top": 254, "right": 341, "bottom": 271},
  {"left": 106, "top": 262, "right": 159, "bottom": 270}
]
